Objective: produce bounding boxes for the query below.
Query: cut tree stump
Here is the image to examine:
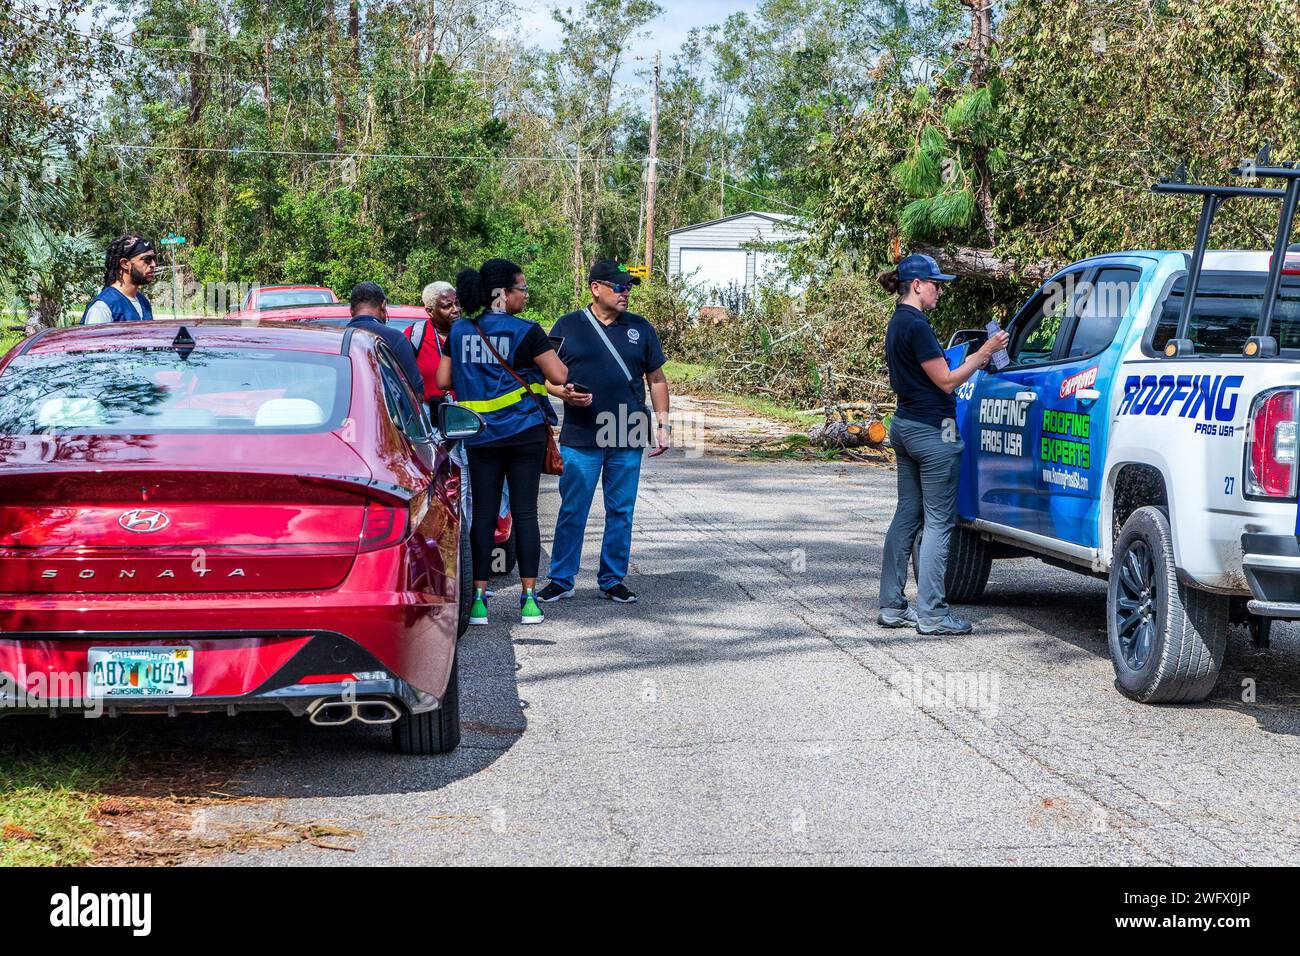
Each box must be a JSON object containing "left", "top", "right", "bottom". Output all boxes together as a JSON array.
[{"left": 808, "top": 419, "right": 887, "bottom": 449}]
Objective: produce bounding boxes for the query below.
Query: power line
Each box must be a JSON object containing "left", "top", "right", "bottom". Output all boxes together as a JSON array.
[
  {"left": 103, "top": 143, "right": 573, "bottom": 163},
  {"left": 659, "top": 160, "right": 810, "bottom": 215}
]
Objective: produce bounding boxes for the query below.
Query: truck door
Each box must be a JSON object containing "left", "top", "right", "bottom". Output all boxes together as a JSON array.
[
  {"left": 968, "top": 267, "right": 1087, "bottom": 533},
  {"left": 1029, "top": 264, "right": 1144, "bottom": 547}
]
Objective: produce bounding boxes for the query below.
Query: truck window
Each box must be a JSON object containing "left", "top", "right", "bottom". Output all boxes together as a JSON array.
[
  {"left": 1066, "top": 267, "right": 1140, "bottom": 358},
  {"left": 1152, "top": 272, "right": 1300, "bottom": 354},
  {"left": 1010, "top": 273, "right": 1083, "bottom": 366}
]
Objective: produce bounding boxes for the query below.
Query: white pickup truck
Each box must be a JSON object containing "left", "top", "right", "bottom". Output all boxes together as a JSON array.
[{"left": 944, "top": 159, "right": 1300, "bottom": 703}]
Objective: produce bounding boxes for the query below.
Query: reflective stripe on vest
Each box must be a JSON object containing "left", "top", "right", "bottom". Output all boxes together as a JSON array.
[{"left": 459, "top": 381, "right": 549, "bottom": 414}]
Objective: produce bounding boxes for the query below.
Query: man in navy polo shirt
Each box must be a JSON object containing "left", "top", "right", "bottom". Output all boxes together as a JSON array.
[{"left": 537, "top": 260, "right": 670, "bottom": 604}]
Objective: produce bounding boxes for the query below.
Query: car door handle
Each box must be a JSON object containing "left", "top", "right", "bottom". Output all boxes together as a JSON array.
[
  {"left": 1075, "top": 388, "right": 1101, "bottom": 405},
  {"left": 1014, "top": 391, "right": 1038, "bottom": 403}
]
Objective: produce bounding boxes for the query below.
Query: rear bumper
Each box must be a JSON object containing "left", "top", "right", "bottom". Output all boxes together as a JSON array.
[
  {"left": 1241, "top": 533, "right": 1300, "bottom": 618},
  {"left": 0, "top": 630, "right": 443, "bottom": 717}
]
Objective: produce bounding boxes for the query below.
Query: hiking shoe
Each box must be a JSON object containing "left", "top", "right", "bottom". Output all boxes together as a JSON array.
[
  {"left": 469, "top": 589, "right": 489, "bottom": 626},
  {"left": 877, "top": 605, "right": 919, "bottom": 628},
  {"left": 536, "top": 582, "right": 575, "bottom": 603},
  {"left": 520, "top": 591, "right": 545, "bottom": 625},
  {"left": 601, "top": 583, "right": 638, "bottom": 603},
  {"left": 917, "top": 613, "right": 973, "bottom": 636}
]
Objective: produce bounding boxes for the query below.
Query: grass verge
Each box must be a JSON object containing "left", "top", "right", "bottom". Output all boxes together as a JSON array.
[
  {"left": 0, "top": 720, "right": 290, "bottom": 866},
  {"left": 0, "top": 738, "right": 128, "bottom": 866}
]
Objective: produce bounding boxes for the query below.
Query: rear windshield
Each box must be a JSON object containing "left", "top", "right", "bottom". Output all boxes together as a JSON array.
[
  {"left": 257, "top": 290, "right": 335, "bottom": 309},
  {"left": 1152, "top": 272, "right": 1300, "bottom": 354},
  {"left": 0, "top": 348, "right": 350, "bottom": 434}
]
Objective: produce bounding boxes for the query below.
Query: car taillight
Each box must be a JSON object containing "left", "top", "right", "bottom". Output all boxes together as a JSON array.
[
  {"left": 359, "top": 501, "right": 409, "bottom": 551},
  {"left": 1247, "top": 388, "right": 1299, "bottom": 497}
]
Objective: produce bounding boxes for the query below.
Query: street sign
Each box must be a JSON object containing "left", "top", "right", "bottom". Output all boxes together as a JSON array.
[
  {"left": 160, "top": 234, "right": 186, "bottom": 246},
  {"left": 626, "top": 264, "right": 649, "bottom": 280}
]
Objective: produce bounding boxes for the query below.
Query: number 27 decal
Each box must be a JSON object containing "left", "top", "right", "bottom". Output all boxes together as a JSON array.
[{"left": 1225, "top": 476, "right": 1235, "bottom": 495}]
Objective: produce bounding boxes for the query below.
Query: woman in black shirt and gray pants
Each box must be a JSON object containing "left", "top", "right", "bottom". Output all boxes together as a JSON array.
[{"left": 877, "top": 254, "right": 1008, "bottom": 636}]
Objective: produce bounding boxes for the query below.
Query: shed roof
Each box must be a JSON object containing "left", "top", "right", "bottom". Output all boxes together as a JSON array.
[{"left": 666, "top": 210, "right": 803, "bottom": 237}]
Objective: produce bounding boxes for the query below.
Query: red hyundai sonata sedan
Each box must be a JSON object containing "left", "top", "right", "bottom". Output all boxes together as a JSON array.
[{"left": 0, "top": 321, "right": 479, "bottom": 754}]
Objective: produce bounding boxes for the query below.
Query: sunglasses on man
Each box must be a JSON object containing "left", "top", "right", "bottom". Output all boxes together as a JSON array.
[{"left": 597, "top": 280, "right": 634, "bottom": 295}]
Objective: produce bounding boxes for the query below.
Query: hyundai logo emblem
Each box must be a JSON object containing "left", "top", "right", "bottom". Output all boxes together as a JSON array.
[{"left": 118, "top": 509, "right": 170, "bottom": 533}]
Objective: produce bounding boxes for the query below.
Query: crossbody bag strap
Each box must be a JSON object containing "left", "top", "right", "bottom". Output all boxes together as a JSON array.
[
  {"left": 584, "top": 308, "right": 653, "bottom": 450},
  {"left": 583, "top": 307, "right": 634, "bottom": 383}
]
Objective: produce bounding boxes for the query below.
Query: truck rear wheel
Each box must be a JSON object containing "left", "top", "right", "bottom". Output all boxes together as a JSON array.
[
  {"left": 912, "top": 525, "right": 992, "bottom": 603},
  {"left": 1107, "top": 506, "right": 1227, "bottom": 703}
]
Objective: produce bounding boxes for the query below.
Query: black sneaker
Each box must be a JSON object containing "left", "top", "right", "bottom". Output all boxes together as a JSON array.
[
  {"left": 536, "top": 582, "right": 575, "bottom": 603},
  {"left": 601, "top": 583, "right": 638, "bottom": 603}
]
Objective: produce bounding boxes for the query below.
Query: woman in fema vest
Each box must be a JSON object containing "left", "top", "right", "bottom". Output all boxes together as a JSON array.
[
  {"left": 877, "top": 253, "right": 1008, "bottom": 637},
  {"left": 437, "top": 258, "right": 571, "bottom": 628}
]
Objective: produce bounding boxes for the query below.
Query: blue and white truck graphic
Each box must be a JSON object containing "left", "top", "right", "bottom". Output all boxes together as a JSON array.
[{"left": 943, "top": 156, "right": 1300, "bottom": 703}]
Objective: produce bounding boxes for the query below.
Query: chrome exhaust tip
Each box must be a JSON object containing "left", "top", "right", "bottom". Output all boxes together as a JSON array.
[
  {"left": 307, "top": 698, "right": 402, "bottom": 727},
  {"left": 354, "top": 700, "right": 402, "bottom": 725},
  {"left": 308, "top": 699, "right": 357, "bottom": 726}
]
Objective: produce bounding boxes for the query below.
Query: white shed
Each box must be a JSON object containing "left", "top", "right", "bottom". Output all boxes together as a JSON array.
[{"left": 666, "top": 211, "right": 806, "bottom": 303}]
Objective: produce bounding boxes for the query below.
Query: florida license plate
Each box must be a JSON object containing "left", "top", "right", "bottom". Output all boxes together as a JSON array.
[{"left": 87, "top": 647, "right": 194, "bottom": 699}]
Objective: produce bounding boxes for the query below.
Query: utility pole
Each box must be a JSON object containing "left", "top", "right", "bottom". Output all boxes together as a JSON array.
[{"left": 643, "top": 51, "right": 660, "bottom": 278}]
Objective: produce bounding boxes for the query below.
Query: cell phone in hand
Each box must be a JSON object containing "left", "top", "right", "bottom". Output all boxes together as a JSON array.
[{"left": 569, "top": 383, "right": 591, "bottom": 394}]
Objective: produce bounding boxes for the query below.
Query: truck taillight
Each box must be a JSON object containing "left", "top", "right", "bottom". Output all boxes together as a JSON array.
[{"left": 1247, "top": 389, "right": 1299, "bottom": 497}]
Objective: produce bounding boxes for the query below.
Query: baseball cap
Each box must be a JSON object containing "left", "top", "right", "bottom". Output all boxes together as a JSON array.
[
  {"left": 588, "top": 259, "right": 641, "bottom": 286},
  {"left": 897, "top": 253, "right": 955, "bottom": 283}
]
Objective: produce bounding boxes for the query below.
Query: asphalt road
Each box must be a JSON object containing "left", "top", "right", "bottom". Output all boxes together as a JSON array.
[{"left": 169, "top": 447, "right": 1300, "bottom": 866}]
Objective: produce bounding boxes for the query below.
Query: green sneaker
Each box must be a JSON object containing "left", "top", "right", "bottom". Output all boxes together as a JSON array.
[
  {"left": 469, "top": 589, "right": 489, "bottom": 626},
  {"left": 520, "top": 590, "right": 545, "bottom": 625}
]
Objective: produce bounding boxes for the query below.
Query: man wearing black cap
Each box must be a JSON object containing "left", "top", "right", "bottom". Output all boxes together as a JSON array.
[
  {"left": 346, "top": 281, "right": 424, "bottom": 398},
  {"left": 81, "top": 235, "right": 158, "bottom": 324},
  {"left": 537, "top": 259, "right": 669, "bottom": 605}
]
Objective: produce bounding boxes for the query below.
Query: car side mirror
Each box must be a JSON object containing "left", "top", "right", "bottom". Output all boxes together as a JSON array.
[
  {"left": 439, "top": 402, "right": 484, "bottom": 440},
  {"left": 948, "top": 329, "right": 987, "bottom": 350}
]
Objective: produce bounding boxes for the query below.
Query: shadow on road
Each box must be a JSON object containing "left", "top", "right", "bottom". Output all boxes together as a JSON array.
[
  {"left": 959, "top": 569, "right": 1300, "bottom": 738},
  {"left": 0, "top": 626, "right": 528, "bottom": 801}
]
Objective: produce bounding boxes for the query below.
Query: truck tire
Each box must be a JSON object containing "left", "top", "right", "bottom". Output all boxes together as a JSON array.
[
  {"left": 1107, "top": 506, "right": 1227, "bottom": 703},
  {"left": 392, "top": 651, "right": 461, "bottom": 755},
  {"left": 911, "top": 525, "right": 993, "bottom": 603}
]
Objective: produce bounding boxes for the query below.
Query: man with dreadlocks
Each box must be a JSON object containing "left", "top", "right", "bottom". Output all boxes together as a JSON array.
[{"left": 81, "top": 235, "right": 158, "bottom": 324}]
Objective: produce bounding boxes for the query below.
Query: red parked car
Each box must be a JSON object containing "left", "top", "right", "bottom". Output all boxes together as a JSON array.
[
  {"left": 227, "top": 304, "right": 517, "bottom": 573},
  {"left": 238, "top": 284, "right": 338, "bottom": 311},
  {"left": 0, "top": 320, "right": 484, "bottom": 753}
]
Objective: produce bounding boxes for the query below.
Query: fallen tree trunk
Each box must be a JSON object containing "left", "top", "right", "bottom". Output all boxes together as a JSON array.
[
  {"left": 913, "top": 244, "right": 1065, "bottom": 285},
  {"left": 809, "top": 419, "right": 887, "bottom": 449},
  {"left": 800, "top": 400, "right": 895, "bottom": 415}
]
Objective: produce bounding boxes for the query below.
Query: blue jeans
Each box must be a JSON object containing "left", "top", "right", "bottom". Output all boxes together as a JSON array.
[{"left": 548, "top": 445, "right": 644, "bottom": 591}]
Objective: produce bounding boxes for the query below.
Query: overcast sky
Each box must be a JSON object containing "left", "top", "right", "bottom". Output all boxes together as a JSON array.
[{"left": 519, "top": 0, "right": 762, "bottom": 75}]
